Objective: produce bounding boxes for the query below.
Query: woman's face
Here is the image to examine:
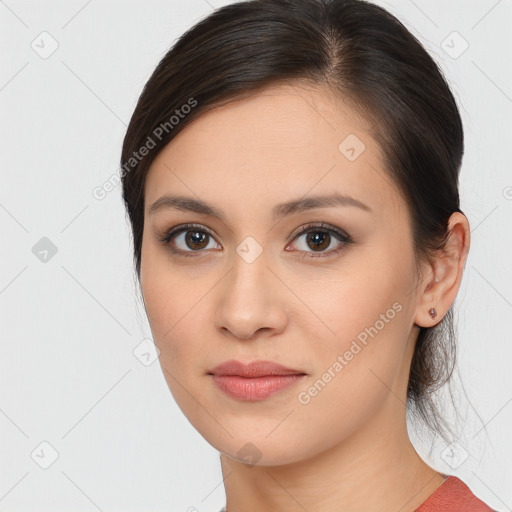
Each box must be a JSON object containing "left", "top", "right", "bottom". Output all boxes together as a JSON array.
[{"left": 140, "top": 83, "right": 426, "bottom": 466}]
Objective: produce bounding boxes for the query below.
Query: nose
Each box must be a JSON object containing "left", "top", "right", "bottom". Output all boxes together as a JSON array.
[{"left": 214, "top": 247, "right": 288, "bottom": 341}]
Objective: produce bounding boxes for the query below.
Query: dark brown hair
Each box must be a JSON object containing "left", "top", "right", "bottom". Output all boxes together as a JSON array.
[{"left": 121, "top": 0, "right": 464, "bottom": 440}]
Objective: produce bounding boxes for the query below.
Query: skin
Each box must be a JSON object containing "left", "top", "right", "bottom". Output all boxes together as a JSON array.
[{"left": 140, "top": 82, "right": 470, "bottom": 512}]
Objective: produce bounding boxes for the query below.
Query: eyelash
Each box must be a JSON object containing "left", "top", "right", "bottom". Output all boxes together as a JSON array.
[{"left": 157, "top": 222, "right": 353, "bottom": 259}]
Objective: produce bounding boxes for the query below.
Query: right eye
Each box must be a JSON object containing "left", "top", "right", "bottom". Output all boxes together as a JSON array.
[{"left": 158, "top": 223, "right": 221, "bottom": 257}]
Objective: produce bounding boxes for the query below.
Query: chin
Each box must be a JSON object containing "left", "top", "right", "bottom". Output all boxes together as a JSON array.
[{"left": 196, "top": 424, "right": 326, "bottom": 468}]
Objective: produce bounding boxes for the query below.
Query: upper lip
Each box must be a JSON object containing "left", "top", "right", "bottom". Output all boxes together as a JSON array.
[{"left": 209, "top": 360, "right": 306, "bottom": 378}]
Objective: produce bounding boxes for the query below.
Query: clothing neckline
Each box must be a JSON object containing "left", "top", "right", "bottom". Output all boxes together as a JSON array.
[{"left": 415, "top": 474, "right": 495, "bottom": 512}]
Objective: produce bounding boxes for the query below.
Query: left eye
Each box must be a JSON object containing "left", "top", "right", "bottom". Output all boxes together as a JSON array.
[{"left": 287, "top": 224, "right": 352, "bottom": 257}]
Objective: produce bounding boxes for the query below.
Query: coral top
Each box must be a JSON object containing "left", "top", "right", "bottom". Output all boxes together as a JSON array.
[
  {"left": 415, "top": 475, "right": 496, "bottom": 512},
  {"left": 219, "top": 475, "right": 497, "bottom": 512}
]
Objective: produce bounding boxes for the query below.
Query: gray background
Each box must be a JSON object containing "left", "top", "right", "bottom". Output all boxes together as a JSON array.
[{"left": 1, "top": 0, "right": 511, "bottom": 511}]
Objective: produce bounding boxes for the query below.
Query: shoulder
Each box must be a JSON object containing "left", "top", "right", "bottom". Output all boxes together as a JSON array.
[{"left": 416, "top": 475, "right": 498, "bottom": 512}]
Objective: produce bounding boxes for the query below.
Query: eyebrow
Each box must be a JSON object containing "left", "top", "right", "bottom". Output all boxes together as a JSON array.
[{"left": 148, "top": 192, "right": 372, "bottom": 221}]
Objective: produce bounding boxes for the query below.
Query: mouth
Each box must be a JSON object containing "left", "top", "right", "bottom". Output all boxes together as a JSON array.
[{"left": 208, "top": 359, "right": 307, "bottom": 401}]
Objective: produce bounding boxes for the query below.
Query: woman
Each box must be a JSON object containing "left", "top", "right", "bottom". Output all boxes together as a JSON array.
[{"left": 120, "top": 0, "right": 497, "bottom": 510}]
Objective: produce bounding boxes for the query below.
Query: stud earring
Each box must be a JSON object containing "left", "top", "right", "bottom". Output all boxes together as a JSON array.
[{"left": 429, "top": 307, "right": 437, "bottom": 319}]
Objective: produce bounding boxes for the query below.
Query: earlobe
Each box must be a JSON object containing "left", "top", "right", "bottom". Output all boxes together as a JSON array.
[{"left": 414, "top": 212, "right": 471, "bottom": 328}]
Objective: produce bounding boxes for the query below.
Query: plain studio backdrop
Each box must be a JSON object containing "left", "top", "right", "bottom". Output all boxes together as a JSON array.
[{"left": 1, "top": 1, "right": 511, "bottom": 511}]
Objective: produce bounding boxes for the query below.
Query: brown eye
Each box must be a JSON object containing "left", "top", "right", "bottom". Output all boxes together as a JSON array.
[
  {"left": 288, "top": 223, "right": 352, "bottom": 258},
  {"left": 304, "top": 231, "right": 331, "bottom": 251},
  {"left": 184, "top": 230, "right": 209, "bottom": 250},
  {"left": 159, "top": 224, "right": 221, "bottom": 256}
]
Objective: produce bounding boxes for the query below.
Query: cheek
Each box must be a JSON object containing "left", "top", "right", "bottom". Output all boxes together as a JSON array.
[
  {"left": 140, "top": 250, "right": 219, "bottom": 435},
  {"left": 302, "top": 254, "right": 412, "bottom": 352},
  {"left": 142, "top": 277, "right": 197, "bottom": 360},
  {"left": 140, "top": 239, "right": 219, "bottom": 374},
  {"left": 141, "top": 267, "right": 208, "bottom": 421},
  {"left": 298, "top": 247, "right": 416, "bottom": 402},
  {"left": 140, "top": 241, "right": 188, "bottom": 357}
]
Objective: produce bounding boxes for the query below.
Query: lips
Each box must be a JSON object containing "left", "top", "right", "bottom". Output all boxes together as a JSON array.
[
  {"left": 209, "top": 359, "right": 306, "bottom": 378},
  {"left": 208, "top": 360, "right": 307, "bottom": 401}
]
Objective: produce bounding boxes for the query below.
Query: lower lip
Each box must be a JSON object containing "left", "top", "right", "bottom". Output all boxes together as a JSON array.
[{"left": 211, "top": 374, "right": 306, "bottom": 401}]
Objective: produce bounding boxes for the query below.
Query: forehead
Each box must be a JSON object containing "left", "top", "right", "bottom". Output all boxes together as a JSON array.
[
  {"left": 144, "top": 82, "right": 402, "bottom": 219},
  {"left": 166, "top": 82, "right": 370, "bottom": 154}
]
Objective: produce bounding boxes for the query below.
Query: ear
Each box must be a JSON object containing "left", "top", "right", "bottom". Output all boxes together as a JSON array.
[{"left": 414, "top": 212, "right": 471, "bottom": 327}]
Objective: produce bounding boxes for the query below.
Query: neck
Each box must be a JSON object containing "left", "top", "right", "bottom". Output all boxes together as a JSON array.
[{"left": 220, "top": 401, "right": 445, "bottom": 512}]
